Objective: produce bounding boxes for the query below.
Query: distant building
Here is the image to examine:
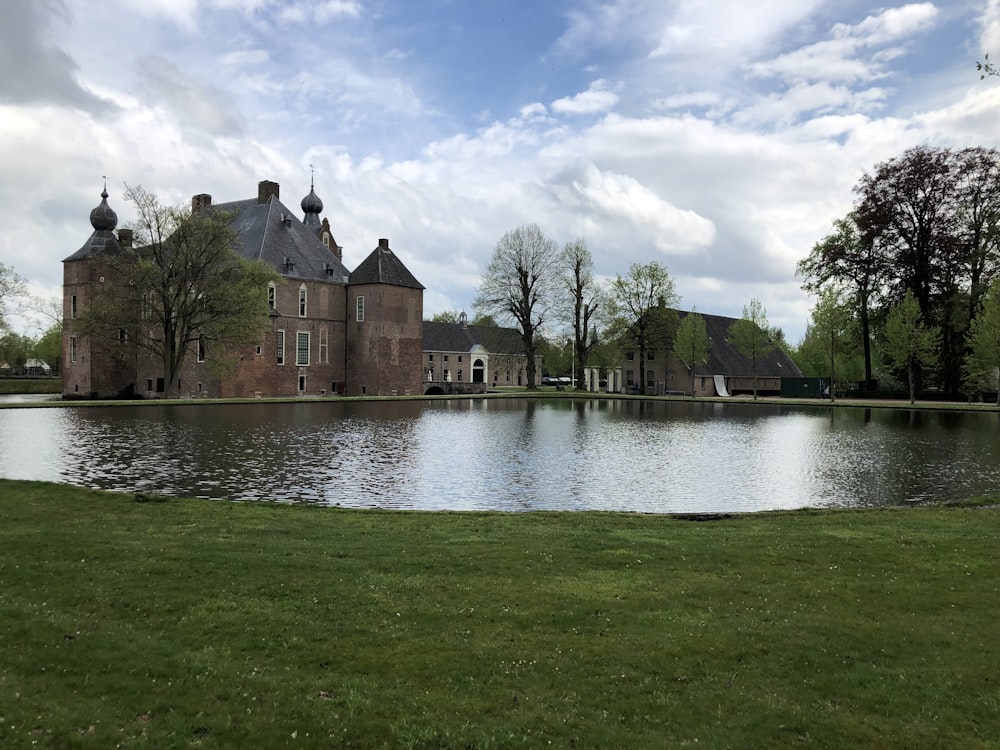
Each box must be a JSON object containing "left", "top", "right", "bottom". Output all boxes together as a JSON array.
[
  {"left": 63, "top": 180, "right": 424, "bottom": 399},
  {"left": 616, "top": 310, "right": 802, "bottom": 396},
  {"left": 422, "top": 314, "right": 540, "bottom": 394}
]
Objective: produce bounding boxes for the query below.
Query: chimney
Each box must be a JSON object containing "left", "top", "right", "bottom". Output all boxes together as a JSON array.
[
  {"left": 378, "top": 238, "right": 389, "bottom": 251},
  {"left": 258, "top": 180, "right": 279, "bottom": 204},
  {"left": 191, "top": 193, "right": 212, "bottom": 213},
  {"left": 321, "top": 218, "right": 342, "bottom": 260},
  {"left": 117, "top": 228, "right": 134, "bottom": 248}
]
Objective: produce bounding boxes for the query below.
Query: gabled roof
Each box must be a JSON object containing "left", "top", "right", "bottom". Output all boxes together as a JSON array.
[
  {"left": 350, "top": 239, "right": 424, "bottom": 289},
  {"left": 679, "top": 310, "right": 802, "bottom": 378},
  {"left": 423, "top": 321, "right": 523, "bottom": 354},
  {"left": 212, "top": 196, "right": 351, "bottom": 284}
]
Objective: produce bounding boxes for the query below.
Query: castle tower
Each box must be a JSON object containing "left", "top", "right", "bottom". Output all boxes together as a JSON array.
[{"left": 62, "top": 185, "right": 135, "bottom": 398}]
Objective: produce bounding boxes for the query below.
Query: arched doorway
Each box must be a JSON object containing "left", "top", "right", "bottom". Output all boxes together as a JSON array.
[{"left": 473, "top": 358, "right": 485, "bottom": 383}]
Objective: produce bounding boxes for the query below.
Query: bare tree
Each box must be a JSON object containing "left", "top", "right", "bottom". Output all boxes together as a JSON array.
[
  {"left": 474, "top": 224, "right": 559, "bottom": 388},
  {"left": 0, "top": 261, "right": 26, "bottom": 332}
]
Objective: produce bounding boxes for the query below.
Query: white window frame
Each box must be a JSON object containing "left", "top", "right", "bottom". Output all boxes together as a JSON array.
[
  {"left": 298, "top": 285, "right": 307, "bottom": 317},
  {"left": 276, "top": 329, "right": 285, "bottom": 366},
  {"left": 268, "top": 284, "right": 276, "bottom": 310}
]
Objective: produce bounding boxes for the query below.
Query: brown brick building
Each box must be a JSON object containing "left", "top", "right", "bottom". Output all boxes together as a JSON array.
[{"left": 63, "top": 180, "right": 424, "bottom": 399}]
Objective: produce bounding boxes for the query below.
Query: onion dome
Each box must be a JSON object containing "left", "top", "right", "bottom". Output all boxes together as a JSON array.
[
  {"left": 90, "top": 187, "right": 118, "bottom": 231},
  {"left": 301, "top": 186, "right": 323, "bottom": 227}
]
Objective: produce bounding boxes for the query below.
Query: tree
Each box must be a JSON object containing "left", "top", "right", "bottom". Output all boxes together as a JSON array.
[
  {"left": 883, "top": 290, "right": 940, "bottom": 404},
  {"left": 0, "top": 331, "right": 31, "bottom": 370},
  {"left": 473, "top": 224, "right": 559, "bottom": 388},
  {"left": 797, "top": 213, "right": 885, "bottom": 388},
  {"left": 34, "top": 323, "right": 63, "bottom": 375},
  {"left": 560, "top": 240, "right": 601, "bottom": 390},
  {"left": 0, "top": 261, "right": 26, "bottom": 332},
  {"left": 964, "top": 280, "right": 1000, "bottom": 404},
  {"left": 429, "top": 310, "right": 461, "bottom": 323},
  {"left": 606, "top": 262, "right": 679, "bottom": 393},
  {"left": 727, "top": 298, "right": 776, "bottom": 400},
  {"left": 673, "top": 309, "right": 710, "bottom": 396},
  {"left": 83, "top": 185, "right": 279, "bottom": 396},
  {"left": 807, "top": 288, "right": 853, "bottom": 401}
]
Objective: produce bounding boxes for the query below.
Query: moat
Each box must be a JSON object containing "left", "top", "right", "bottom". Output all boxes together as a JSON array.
[{"left": 2, "top": 397, "right": 999, "bottom": 513}]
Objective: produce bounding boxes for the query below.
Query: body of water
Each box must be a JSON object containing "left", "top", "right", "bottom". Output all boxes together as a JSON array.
[{"left": 1, "top": 398, "right": 998, "bottom": 513}]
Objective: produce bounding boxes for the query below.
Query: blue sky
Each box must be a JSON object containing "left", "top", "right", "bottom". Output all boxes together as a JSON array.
[{"left": 3, "top": 0, "right": 1000, "bottom": 344}]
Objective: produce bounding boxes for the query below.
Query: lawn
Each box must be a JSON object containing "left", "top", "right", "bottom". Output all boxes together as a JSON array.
[{"left": 1, "top": 480, "right": 998, "bottom": 748}]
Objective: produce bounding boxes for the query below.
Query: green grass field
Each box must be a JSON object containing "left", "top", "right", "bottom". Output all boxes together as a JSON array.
[{"left": 1, "top": 480, "right": 998, "bottom": 748}]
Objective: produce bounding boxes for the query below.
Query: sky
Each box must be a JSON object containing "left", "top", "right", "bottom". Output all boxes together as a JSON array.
[{"left": 3, "top": 0, "right": 1000, "bottom": 344}]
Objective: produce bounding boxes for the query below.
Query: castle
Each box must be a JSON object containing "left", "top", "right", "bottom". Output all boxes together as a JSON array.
[{"left": 62, "top": 180, "right": 425, "bottom": 399}]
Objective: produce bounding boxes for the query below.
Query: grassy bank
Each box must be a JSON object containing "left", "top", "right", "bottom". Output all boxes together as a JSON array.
[
  {"left": 0, "top": 378, "right": 61, "bottom": 395},
  {"left": 1, "top": 481, "right": 998, "bottom": 748}
]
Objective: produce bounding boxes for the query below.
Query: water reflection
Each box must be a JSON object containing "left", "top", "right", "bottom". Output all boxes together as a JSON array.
[{"left": 1, "top": 399, "right": 999, "bottom": 513}]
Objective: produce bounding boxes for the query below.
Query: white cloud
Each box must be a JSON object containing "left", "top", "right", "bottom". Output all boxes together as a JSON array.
[{"left": 551, "top": 80, "right": 621, "bottom": 115}]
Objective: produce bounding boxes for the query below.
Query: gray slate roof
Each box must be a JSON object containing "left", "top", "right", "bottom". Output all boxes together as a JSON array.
[
  {"left": 212, "top": 196, "right": 351, "bottom": 283},
  {"left": 350, "top": 239, "right": 424, "bottom": 289},
  {"left": 422, "top": 321, "right": 523, "bottom": 354},
  {"left": 680, "top": 310, "right": 802, "bottom": 378}
]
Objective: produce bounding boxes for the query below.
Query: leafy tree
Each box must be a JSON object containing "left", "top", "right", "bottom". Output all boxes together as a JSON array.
[
  {"left": 727, "top": 298, "right": 776, "bottom": 400},
  {"left": 34, "top": 323, "right": 63, "bottom": 375},
  {"left": 673, "top": 309, "right": 710, "bottom": 396},
  {"left": 797, "top": 213, "right": 884, "bottom": 388},
  {"left": 964, "top": 280, "right": 1000, "bottom": 404},
  {"left": 429, "top": 310, "right": 461, "bottom": 323},
  {"left": 883, "top": 290, "right": 941, "bottom": 404},
  {"left": 470, "top": 312, "right": 499, "bottom": 327},
  {"left": 560, "top": 240, "right": 601, "bottom": 390},
  {"left": 807, "top": 288, "right": 853, "bottom": 401},
  {"left": 605, "top": 262, "right": 679, "bottom": 392},
  {"left": 83, "top": 185, "right": 279, "bottom": 396},
  {"left": 473, "top": 224, "right": 559, "bottom": 388},
  {"left": 0, "top": 331, "right": 32, "bottom": 369},
  {"left": 0, "top": 261, "right": 26, "bottom": 332}
]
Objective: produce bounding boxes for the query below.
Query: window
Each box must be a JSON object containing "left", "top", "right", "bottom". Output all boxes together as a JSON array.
[
  {"left": 296, "top": 331, "right": 310, "bottom": 366},
  {"left": 356, "top": 295, "right": 365, "bottom": 322},
  {"left": 70, "top": 336, "right": 77, "bottom": 363},
  {"left": 298, "top": 375, "right": 306, "bottom": 392},
  {"left": 298, "top": 285, "right": 307, "bottom": 317},
  {"left": 276, "top": 330, "right": 285, "bottom": 365},
  {"left": 626, "top": 370, "right": 634, "bottom": 386},
  {"left": 255, "top": 344, "right": 262, "bottom": 356},
  {"left": 268, "top": 284, "right": 276, "bottom": 310},
  {"left": 647, "top": 350, "right": 655, "bottom": 361},
  {"left": 627, "top": 351, "right": 634, "bottom": 361},
  {"left": 647, "top": 370, "right": 655, "bottom": 386},
  {"left": 70, "top": 295, "right": 77, "bottom": 319},
  {"left": 146, "top": 378, "right": 153, "bottom": 392},
  {"left": 429, "top": 353, "right": 434, "bottom": 362},
  {"left": 119, "top": 328, "right": 127, "bottom": 342},
  {"left": 197, "top": 334, "right": 206, "bottom": 362},
  {"left": 444, "top": 355, "right": 449, "bottom": 363},
  {"left": 319, "top": 325, "right": 328, "bottom": 364},
  {"left": 458, "top": 355, "right": 463, "bottom": 363},
  {"left": 444, "top": 369, "right": 450, "bottom": 382},
  {"left": 457, "top": 370, "right": 462, "bottom": 381}
]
